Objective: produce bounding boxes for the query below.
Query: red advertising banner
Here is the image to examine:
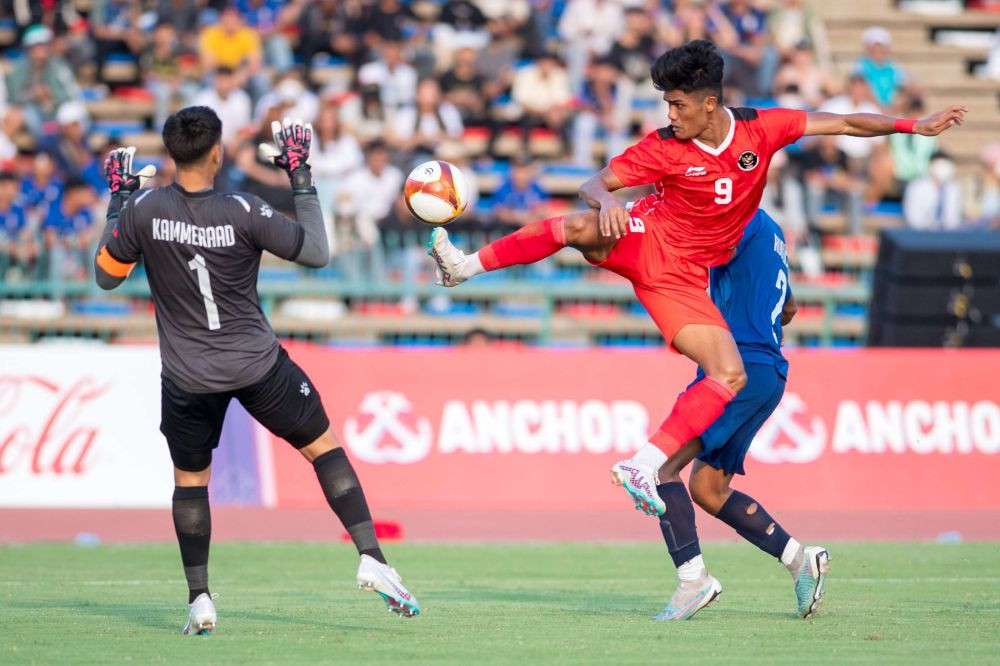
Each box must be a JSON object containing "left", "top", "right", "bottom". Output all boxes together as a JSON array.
[{"left": 269, "top": 347, "right": 1000, "bottom": 514}]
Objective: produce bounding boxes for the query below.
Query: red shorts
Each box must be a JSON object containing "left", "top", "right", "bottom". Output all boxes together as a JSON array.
[{"left": 589, "top": 211, "right": 729, "bottom": 347}]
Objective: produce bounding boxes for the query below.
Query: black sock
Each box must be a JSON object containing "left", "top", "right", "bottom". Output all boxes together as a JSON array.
[
  {"left": 656, "top": 482, "right": 701, "bottom": 567},
  {"left": 313, "top": 448, "right": 386, "bottom": 564},
  {"left": 715, "top": 490, "right": 791, "bottom": 559},
  {"left": 172, "top": 486, "right": 211, "bottom": 604}
]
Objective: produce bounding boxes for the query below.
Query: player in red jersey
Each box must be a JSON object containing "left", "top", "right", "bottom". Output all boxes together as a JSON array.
[{"left": 428, "top": 39, "right": 965, "bottom": 511}]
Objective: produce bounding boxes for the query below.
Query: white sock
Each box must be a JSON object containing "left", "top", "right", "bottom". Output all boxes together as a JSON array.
[
  {"left": 465, "top": 251, "right": 485, "bottom": 277},
  {"left": 677, "top": 555, "right": 706, "bottom": 582},
  {"left": 631, "top": 442, "right": 668, "bottom": 470},
  {"left": 780, "top": 538, "right": 801, "bottom": 567}
]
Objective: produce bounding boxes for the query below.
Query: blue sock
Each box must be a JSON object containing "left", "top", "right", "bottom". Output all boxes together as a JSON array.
[
  {"left": 715, "top": 490, "right": 790, "bottom": 559},
  {"left": 656, "top": 482, "right": 701, "bottom": 567}
]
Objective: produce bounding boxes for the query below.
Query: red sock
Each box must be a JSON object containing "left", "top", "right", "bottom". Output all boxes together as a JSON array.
[
  {"left": 650, "top": 377, "right": 736, "bottom": 456},
  {"left": 478, "top": 217, "right": 566, "bottom": 271}
]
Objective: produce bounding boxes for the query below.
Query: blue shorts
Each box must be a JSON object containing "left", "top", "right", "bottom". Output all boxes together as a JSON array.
[{"left": 694, "top": 362, "right": 786, "bottom": 476}]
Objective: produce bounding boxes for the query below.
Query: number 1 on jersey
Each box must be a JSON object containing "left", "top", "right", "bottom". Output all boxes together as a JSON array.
[
  {"left": 714, "top": 178, "right": 732, "bottom": 205},
  {"left": 188, "top": 253, "right": 221, "bottom": 330}
]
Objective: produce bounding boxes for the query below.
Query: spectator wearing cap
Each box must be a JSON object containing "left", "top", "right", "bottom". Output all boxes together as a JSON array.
[
  {"left": 557, "top": 0, "right": 625, "bottom": 94},
  {"left": 388, "top": 79, "right": 464, "bottom": 167},
  {"left": 772, "top": 39, "right": 838, "bottom": 109},
  {"left": 491, "top": 156, "right": 550, "bottom": 228},
  {"left": 511, "top": 51, "right": 573, "bottom": 156},
  {"left": 39, "top": 102, "right": 105, "bottom": 195},
  {"left": 358, "top": 40, "right": 419, "bottom": 113},
  {"left": 91, "top": 0, "right": 145, "bottom": 86},
  {"left": 0, "top": 172, "right": 35, "bottom": 281},
  {"left": 193, "top": 67, "right": 253, "bottom": 152},
  {"left": 42, "top": 177, "right": 98, "bottom": 281},
  {"left": 199, "top": 6, "right": 265, "bottom": 99},
  {"left": 6, "top": 25, "right": 81, "bottom": 135},
  {"left": 904, "top": 152, "right": 963, "bottom": 231},
  {"left": 572, "top": 58, "right": 633, "bottom": 167},
  {"left": 854, "top": 27, "right": 909, "bottom": 108}
]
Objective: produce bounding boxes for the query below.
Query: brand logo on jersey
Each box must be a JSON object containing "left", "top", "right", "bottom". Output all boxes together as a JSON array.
[
  {"left": 344, "top": 391, "right": 433, "bottom": 464},
  {"left": 299, "top": 382, "right": 310, "bottom": 396},
  {"left": 737, "top": 151, "right": 759, "bottom": 171},
  {"left": 684, "top": 166, "right": 707, "bottom": 177},
  {"left": 259, "top": 204, "right": 273, "bottom": 219}
]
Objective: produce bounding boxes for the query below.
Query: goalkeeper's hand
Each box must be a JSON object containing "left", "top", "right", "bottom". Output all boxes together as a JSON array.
[
  {"left": 259, "top": 117, "right": 315, "bottom": 193},
  {"left": 104, "top": 146, "right": 157, "bottom": 198}
]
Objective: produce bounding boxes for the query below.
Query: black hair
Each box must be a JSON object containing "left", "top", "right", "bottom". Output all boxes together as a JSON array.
[
  {"left": 64, "top": 176, "right": 90, "bottom": 192},
  {"left": 0, "top": 172, "right": 17, "bottom": 183},
  {"left": 162, "top": 106, "right": 223, "bottom": 166},
  {"left": 650, "top": 40, "right": 724, "bottom": 100}
]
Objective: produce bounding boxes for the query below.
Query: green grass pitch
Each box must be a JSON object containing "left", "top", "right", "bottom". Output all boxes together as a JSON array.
[{"left": 2, "top": 542, "right": 999, "bottom": 664}]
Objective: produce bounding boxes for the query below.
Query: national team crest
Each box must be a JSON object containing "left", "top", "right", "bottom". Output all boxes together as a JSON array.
[{"left": 738, "top": 150, "right": 759, "bottom": 171}]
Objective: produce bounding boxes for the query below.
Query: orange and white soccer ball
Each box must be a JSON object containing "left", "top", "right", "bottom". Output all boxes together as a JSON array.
[{"left": 403, "top": 160, "right": 469, "bottom": 225}]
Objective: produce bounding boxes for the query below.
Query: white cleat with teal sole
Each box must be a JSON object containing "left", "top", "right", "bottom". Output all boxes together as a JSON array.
[
  {"left": 794, "top": 546, "right": 831, "bottom": 619},
  {"left": 357, "top": 555, "right": 420, "bottom": 618},
  {"left": 611, "top": 459, "right": 666, "bottom": 516},
  {"left": 182, "top": 592, "right": 218, "bottom": 635},
  {"left": 427, "top": 227, "right": 470, "bottom": 287},
  {"left": 653, "top": 573, "right": 723, "bottom": 621}
]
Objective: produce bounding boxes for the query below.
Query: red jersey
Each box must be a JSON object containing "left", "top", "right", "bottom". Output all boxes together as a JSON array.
[{"left": 609, "top": 106, "right": 806, "bottom": 267}]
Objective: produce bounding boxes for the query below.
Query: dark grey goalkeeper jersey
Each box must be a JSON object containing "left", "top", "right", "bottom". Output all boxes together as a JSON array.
[{"left": 106, "top": 184, "right": 305, "bottom": 393}]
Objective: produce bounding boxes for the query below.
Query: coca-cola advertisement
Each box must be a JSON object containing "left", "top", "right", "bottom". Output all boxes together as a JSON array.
[{"left": 0, "top": 346, "right": 173, "bottom": 507}]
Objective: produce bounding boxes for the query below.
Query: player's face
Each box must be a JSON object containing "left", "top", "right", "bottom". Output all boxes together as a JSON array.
[{"left": 663, "top": 90, "right": 715, "bottom": 140}]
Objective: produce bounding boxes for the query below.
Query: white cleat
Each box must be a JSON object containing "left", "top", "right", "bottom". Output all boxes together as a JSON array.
[
  {"left": 793, "top": 546, "right": 831, "bottom": 619},
  {"left": 356, "top": 555, "right": 420, "bottom": 618},
  {"left": 426, "top": 227, "right": 470, "bottom": 287},
  {"left": 653, "top": 573, "right": 723, "bottom": 621},
  {"left": 182, "top": 592, "right": 218, "bottom": 635},
  {"left": 611, "top": 459, "right": 666, "bottom": 516}
]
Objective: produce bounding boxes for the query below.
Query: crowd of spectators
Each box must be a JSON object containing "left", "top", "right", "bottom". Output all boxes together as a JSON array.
[{"left": 0, "top": 0, "right": 997, "bottom": 285}]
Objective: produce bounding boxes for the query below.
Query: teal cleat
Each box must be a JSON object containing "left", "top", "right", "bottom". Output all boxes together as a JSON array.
[
  {"left": 653, "top": 574, "right": 723, "bottom": 621},
  {"left": 794, "top": 546, "right": 831, "bottom": 619},
  {"left": 611, "top": 459, "right": 666, "bottom": 516},
  {"left": 357, "top": 555, "right": 420, "bottom": 618}
]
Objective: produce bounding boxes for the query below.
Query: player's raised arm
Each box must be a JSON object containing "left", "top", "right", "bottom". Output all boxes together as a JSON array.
[
  {"left": 579, "top": 167, "right": 630, "bottom": 240},
  {"left": 804, "top": 104, "right": 967, "bottom": 138},
  {"left": 258, "top": 118, "right": 329, "bottom": 268},
  {"left": 94, "top": 146, "right": 156, "bottom": 290}
]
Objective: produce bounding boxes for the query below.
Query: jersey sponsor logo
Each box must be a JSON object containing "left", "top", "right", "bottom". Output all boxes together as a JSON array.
[
  {"left": 685, "top": 166, "right": 707, "bottom": 177},
  {"left": 151, "top": 218, "right": 236, "bottom": 248},
  {"left": 737, "top": 150, "right": 759, "bottom": 171}
]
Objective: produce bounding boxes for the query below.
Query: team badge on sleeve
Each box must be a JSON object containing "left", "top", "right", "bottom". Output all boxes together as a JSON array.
[{"left": 738, "top": 151, "right": 759, "bottom": 171}]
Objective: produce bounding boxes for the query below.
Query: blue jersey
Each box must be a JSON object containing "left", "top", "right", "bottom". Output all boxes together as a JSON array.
[{"left": 709, "top": 210, "right": 791, "bottom": 376}]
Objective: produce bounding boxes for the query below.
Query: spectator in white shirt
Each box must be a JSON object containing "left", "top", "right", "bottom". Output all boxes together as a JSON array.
[
  {"left": 192, "top": 67, "right": 252, "bottom": 149},
  {"left": 904, "top": 153, "right": 963, "bottom": 231},
  {"left": 388, "top": 79, "right": 464, "bottom": 167},
  {"left": 512, "top": 52, "right": 573, "bottom": 154},
  {"left": 557, "top": 0, "right": 626, "bottom": 94},
  {"left": 336, "top": 141, "right": 404, "bottom": 279},
  {"left": 818, "top": 74, "right": 885, "bottom": 162},
  {"left": 357, "top": 40, "right": 418, "bottom": 112}
]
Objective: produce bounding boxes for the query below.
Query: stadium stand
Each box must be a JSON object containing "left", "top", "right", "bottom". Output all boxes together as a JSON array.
[{"left": 0, "top": 0, "right": 997, "bottom": 348}]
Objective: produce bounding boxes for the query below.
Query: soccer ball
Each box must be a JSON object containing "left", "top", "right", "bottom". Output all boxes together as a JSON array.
[{"left": 403, "top": 160, "right": 469, "bottom": 225}]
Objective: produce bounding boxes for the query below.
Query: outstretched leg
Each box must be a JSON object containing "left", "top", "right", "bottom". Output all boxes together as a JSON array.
[
  {"left": 689, "top": 460, "right": 830, "bottom": 618},
  {"left": 299, "top": 431, "right": 420, "bottom": 617},
  {"left": 427, "top": 209, "right": 616, "bottom": 286}
]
